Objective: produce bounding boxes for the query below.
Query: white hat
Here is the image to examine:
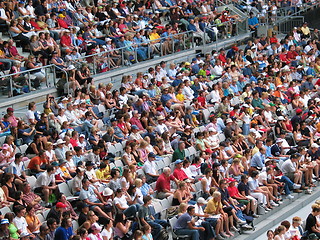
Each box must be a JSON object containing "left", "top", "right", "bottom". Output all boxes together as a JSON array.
[
  {"left": 276, "top": 138, "right": 283, "bottom": 143},
  {"left": 54, "top": 139, "right": 66, "bottom": 145},
  {"left": 252, "top": 113, "right": 259, "bottom": 118},
  {"left": 67, "top": 65, "right": 75, "bottom": 70},
  {"left": 62, "top": 97, "right": 69, "bottom": 101},
  {"left": 311, "top": 143, "right": 319, "bottom": 148},
  {"left": 172, "top": 133, "right": 178, "bottom": 138},
  {"left": 315, "top": 98, "right": 320, "bottom": 102},
  {"left": 197, "top": 197, "right": 208, "bottom": 204},
  {"left": 208, "top": 127, "right": 216, "bottom": 132},
  {"left": 278, "top": 116, "right": 285, "bottom": 121},
  {"left": 102, "top": 187, "right": 113, "bottom": 196},
  {"left": 106, "top": 38, "right": 112, "bottom": 42},
  {"left": 249, "top": 129, "right": 256, "bottom": 133},
  {"left": 242, "top": 104, "right": 250, "bottom": 108},
  {"left": 245, "top": 61, "right": 251, "bottom": 66},
  {"left": 226, "top": 118, "right": 233, "bottom": 124}
]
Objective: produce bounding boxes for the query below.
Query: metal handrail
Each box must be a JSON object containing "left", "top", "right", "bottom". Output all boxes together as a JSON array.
[
  {"left": 73, "top": 30, "right": 195, "bottom": 63},
  {"left": 3, "top": 64, "right": 68, "bottom": 97}
]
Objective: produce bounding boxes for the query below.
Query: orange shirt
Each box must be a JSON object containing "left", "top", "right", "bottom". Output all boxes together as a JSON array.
[{"left": 28, "top": 156, "right": 45, "bottom": 170}]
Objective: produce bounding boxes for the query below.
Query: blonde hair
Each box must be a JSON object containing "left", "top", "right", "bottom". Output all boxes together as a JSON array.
[
  {"left": 178, "top": 203, "right": 188, "bottom": 213},
  {"left": 212, "top": 191, "right": 221, "bottom": 198},
  {"left": 135, "top": 178, "right": 142, "bottom": 187}
]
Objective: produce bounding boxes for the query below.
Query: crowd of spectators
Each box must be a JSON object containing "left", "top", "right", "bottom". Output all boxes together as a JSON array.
[
  {"left": 0, "top": 0, "right": 319, "bottom": 239},
  {"left": 0, "top": 23, "right": 316, "bottom": 240}
]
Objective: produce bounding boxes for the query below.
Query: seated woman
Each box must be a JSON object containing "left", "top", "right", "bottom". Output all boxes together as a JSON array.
[
  {"left": 25, "top": 206, "right": 41, "bottom": 234},
  {"left": 17, "top": 120, "right": 36, "bottom": 145},
  {"left": 26, "top": 134, "right": 44, "bottom": 156},
  {"left": 113, "top": 188, "right": 140, "bottom": 219},
  {"left": 172, "top": 182, "right": 194, "bottom": 206},
  {"left": 113, "top": 213, "right": 132, "bottom": 240},
  {"left": 2, "top": 173, "right": 17, "bottom": 202},
  {"left": 8, "top": 19, "right": 31, "bottom": 51},
  {"left": 122, "top": 145, "right": 136, "bottom": 166},
  {"left": 25, "top": 55, "right": 46, "bottom": 89},
  {"left": 51, "top": 51, "right": 68, "bottom": 71}
]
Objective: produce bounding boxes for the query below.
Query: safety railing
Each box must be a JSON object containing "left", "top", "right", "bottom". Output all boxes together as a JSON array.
[
  {"left": 70, "top": 31, "right": 196, "bottom": 76},
  {"left": 1, "top": 64, "right": 69, "bottom": 98}
]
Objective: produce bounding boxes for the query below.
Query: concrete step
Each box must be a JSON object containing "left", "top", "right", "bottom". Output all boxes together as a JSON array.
[{"left": 232, "top": 185, "right": 320, "bottom": 240}]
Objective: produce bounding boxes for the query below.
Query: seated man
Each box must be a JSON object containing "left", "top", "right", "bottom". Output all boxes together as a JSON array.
[
  {"left": 138, "top": 196, "right": 168, "bottom": 239},
  {"left": 79, "top": 178, "right": 111, "bottom": 220},
  {"left": 143, "top": 152, "right": 159, "bottom": 183},
  {"left": 281, "top": 153, "right": 304, "bottom": 189},
  {"left": 33, "top": 165, "right": 58, "bottom": 207},
  {"left": 28, "top": 150, "right": 48, "bottom": 175},
  {"left": 305, "top": 204, "right": 320, "bottom": 237},
  {"left": 174, "top": 205, "right": 208, "bottom": 240},
  {"left": 22, "top": 182, "right": 46, "bottom": 212},
  {"left": 155, "top": 167, "right": 178, "bottom": 199}
]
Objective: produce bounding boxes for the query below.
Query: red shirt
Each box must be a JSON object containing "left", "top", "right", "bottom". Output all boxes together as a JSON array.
[
  {"left": 57, "top": 19, "right": 68, "bottom": 29},
  {"left": 155, "top": 173, "right": 175, "bottom": 192},
  {"left": 60, "top": 35, "right": 72, "bottom": 47},
  {"left": 70, "top": 138, "right": 78, "bottom": 147},
  {"left": 227, "top": 186, "right": 241, "bottom": 198},
  {"left": 197, "top": 96, "right": 206, "bottom": 107},
  {"left": 173, "top": 168, "right": 188, "bottom": 181},
  {"left": 218, "top": 53, "right": 227, "bottom": 64}
]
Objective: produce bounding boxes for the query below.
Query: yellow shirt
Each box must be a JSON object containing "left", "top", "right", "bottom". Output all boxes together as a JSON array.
[
  {"left": 204, "top": 198, "right": 222, "bottom": 214},
  {"left": 95, "top": 167, "right": 110, "bottom": 180},
  {"left": 149, "top": 33, "right": 161, "bottom": 43},
  {"left": 60, "top": 166, "right": 71, "bottom": 179},
  {"left": 176, "top": 93, "right": 185, "bottom": 102}
]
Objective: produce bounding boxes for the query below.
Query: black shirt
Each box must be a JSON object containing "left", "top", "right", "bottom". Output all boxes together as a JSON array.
[
  {"left": 78, "top": 212, "right": 88, "bottom": 227},
  {"left": 238, "top": 182, "right": 250, "bottom": 196},
  {"left": 47, "top": 208, "right": 62, "bottom": 225},
  {"left": 306, "top": 213, "right": 317, "bottom": 232}
]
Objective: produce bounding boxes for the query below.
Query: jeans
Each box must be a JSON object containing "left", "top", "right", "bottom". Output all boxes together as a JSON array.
[
  {"left": 242, "top": 123, "right": 250, "bottom": 136},
  {"left": 200, "top": 221, "right": 215, "bottom": 239},
  {"left": 124, "top": 204, "right": 140, "bottom": 218},
  {"left": 175, "top": 229, "right": 200, "bottom": 240},
  {"left": 279, "top": 175, "right": 294, "bottom": 195}
]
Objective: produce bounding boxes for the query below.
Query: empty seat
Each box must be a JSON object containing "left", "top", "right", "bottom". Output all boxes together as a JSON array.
[
  {"left": 37, "top": 213, "right": 45, "bottom": 223},
  {"left": 58, "top": 182, "right": 79, "bottom": 201}
]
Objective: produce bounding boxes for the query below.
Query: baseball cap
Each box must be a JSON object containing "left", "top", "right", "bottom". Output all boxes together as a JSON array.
[
  {"left": 197, "top": 197, "right": 208, "bottom": 204},
  {"left": 56, "top": 202, "right": 67, "bottom": 208},
  {"left": 296, "top": 108, "right": 303, "bottom": 114},
  {"left": 175, "top": 159, "right": 183, "bottom": 164},
  {"left": 148, "top": 152, "right": 156, "bottom": 158},
  {"left": 131, "top": 125, "right": 139, "bottom": 130},
  {"left": 85, "top": 161, "right": 94, "bottom": 167},
  {"left": 6, "top": 107, "right": 14, "bottom": 112}
]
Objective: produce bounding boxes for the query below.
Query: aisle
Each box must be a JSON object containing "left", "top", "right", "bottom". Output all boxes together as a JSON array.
[{"left": 254, "top": 201, "right": 314, "bottom": 240}]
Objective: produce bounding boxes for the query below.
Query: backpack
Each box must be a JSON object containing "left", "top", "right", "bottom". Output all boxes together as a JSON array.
[{"left": 156, "top": 228, "right": 169, "bottom": 240}]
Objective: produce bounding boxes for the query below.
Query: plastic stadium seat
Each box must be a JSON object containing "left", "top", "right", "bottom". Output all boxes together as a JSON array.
[{"left": 26, "top": 176, "right": 37, "bottom": 189}]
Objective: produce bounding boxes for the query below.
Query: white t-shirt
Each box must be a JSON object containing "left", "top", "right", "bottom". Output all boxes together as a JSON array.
[
  {"left": 143, "top": 160, "right": 157, "bottom": 175},
  {"left": 114, "top": 195, "right": 129, "bottom": 209},
  {"left": 101, "top": 228, "right": 113, "bottom": 240},
  {"left": 25, "top": 110, "right": 35, "bottom": 124},
  {"left": 13, "top": 216, "right": 28, "bottom": 233}
]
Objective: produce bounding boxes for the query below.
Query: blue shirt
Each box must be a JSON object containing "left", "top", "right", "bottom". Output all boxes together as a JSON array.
[
  {"left": 248, "top": 17, "right": 259, "bottom": 28},
  {"left": 174, "top": 213, "right": 192, "bottom": 230},
  {"left": 250, "top": 152, "right": 265, "bottom": 168},
  {"left": 54, "top": 227, "right": 73, "bottom": 240}
]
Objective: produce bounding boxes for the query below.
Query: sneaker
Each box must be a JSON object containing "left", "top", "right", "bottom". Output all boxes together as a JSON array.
[
  {"left": 242, "top": 224, "right": 253, "bottom": 229},
  {"left": 252, "top": 214, "right": 259, "bottom": 218},
  {"left": 270, "top": 201, "right": 279, "bottom": 207},
  {"left": 231, "top": 226, "right": 239, "bottom": 232},
  {"left": 286, "top": 194, "right": 294, "bottom": 199},
  {"left": 293, "top": 183, "right": 301, "bottom": 189},
  {"left": 276, "top": 199, "right": 283, "bottom": 204},
  {"left": 237, "top": 219, "right": 247, "bottom": 224},
  {"left": 264, "top": 207, "right": 271, "bottom": 211}
]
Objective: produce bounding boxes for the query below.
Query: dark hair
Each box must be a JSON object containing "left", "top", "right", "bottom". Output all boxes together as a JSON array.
[
  {"left": 47, "top": 218, "right": 57, "bottom": 227},
  {"left": 47, "top": 165, "right": 54, "bottom": 172},
  {"left": 61, "top": 217, "right": 71, "bottom": 228},
  {"left": 111, "top": 168, "right": 120, "bottom": 178},
  {"left": 187, "top": 206, "right": 195, "bottom": 213},
  {"left": 13, "top": 205, "right": 25, "bottom": 215},
  {"left": 143, "top": 195, "right": 152, "bottom": 204},
  {"left": 114, "top": 213, "right": 125, "bottom": 226},
  {"left": 250, "top": 170, "right": 259, "bottom": 178}
]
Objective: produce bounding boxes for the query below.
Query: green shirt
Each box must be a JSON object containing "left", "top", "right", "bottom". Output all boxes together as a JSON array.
[
  {"left": 172, "top": 148, "right": 185, "bottom": 162},
  {"left": 9, "top": 223, "right": 19, "bottom": 239},
  {"left": 252, "top": 98, "right": 264, "bottom": 109}
]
